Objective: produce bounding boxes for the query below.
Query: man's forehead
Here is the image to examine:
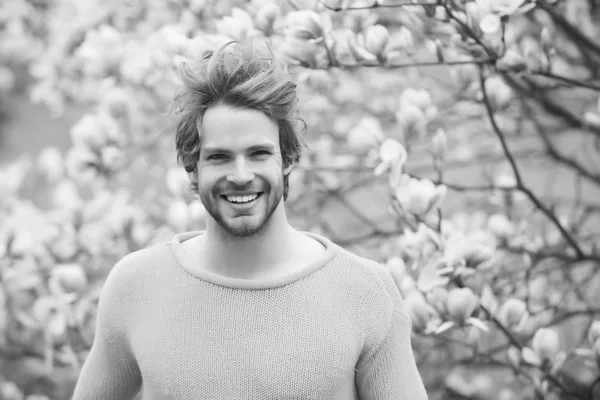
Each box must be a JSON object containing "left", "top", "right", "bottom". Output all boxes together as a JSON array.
[{"left": 201, "top": 140, "right": 278, "bottom": 153}]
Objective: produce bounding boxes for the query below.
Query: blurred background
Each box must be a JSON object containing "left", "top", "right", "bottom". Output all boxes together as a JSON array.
[{"left": 1, "top": 0, "right": 600, "bottom": 399}]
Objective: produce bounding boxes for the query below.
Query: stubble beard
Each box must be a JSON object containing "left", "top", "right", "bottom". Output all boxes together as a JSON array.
[{"left": 199, "top": 181, "right": 283, "bottom": 239}]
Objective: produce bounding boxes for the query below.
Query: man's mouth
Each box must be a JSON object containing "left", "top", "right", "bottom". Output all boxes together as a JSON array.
[{"left": 221, "top": 193, "right": 263, "bottom": 204}]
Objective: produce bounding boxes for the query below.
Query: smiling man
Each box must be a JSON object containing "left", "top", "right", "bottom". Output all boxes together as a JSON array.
[{"left": 72, "top": 41, "right": 428, "bottom": 400}]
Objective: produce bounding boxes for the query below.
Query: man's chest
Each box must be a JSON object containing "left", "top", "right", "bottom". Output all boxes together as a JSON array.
[{"left": 129, "top": 288, "right": 363, "bottom": 399}]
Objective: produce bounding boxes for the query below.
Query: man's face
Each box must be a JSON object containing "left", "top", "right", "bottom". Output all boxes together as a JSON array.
[{"left": 191, "top": 104, "right": 291, "bottom": 238}]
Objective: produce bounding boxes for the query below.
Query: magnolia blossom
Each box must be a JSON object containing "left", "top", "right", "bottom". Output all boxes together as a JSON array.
[
  {"left": 216, "top": 8, "right": 256, "bottom": 42},
  {"left": 405, "top": 292, "right": 437, "bottom": 332},
  {"left": 347, "top": 116, "right": 384, "bottom": 155},
  {"left": 393, "top": 174, "right": 447, "bottom": 217},
  {"left": 363, "top": 24, "right": 389, "bottom": 57},
  {"left": 285, "top": 9, "right": 323, "bottom": 41},
  {"left": 531, "top": 327, "right": 561, "bottom": 363},
  {"left": 254, "top": 3, "right": 281, "bottom": 36},
  {"left": 497, "top": 298, "right": 528, "bottom": 329},
  {"left": 446, "top": 287, "right": 479, "bottom": 325}
]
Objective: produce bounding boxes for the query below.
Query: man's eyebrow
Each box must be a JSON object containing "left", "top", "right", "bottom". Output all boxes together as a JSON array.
[{"left": 202, "top": 143, "right": 277, "bottom": 154}]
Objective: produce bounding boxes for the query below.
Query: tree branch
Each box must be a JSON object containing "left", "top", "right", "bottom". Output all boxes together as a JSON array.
[
  {"left": 478, "top": 66, "right": 586, "bottom": 259},
  {"left": 317, "top": 0, "right": 437, "bottom": 12},
  {"left": 535, "top": 1, "right": 600, "bottom": 58}
]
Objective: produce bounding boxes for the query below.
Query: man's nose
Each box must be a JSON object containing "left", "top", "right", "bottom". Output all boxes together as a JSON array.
[{"left": 226, "top": 157, "right": 255, "bottom": 185}]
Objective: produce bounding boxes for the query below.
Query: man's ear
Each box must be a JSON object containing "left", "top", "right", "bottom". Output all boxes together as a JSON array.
[
  {"left": 283, "top": 163, "right": 293, "bottom": 176},
  {"left": 187, "top": 169, "right": 198, "bottom": 184}
]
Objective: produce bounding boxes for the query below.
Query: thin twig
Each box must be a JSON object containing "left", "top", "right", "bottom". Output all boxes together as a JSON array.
[{"left": 527, "top": 70, "right": 600, "bottom": 91}]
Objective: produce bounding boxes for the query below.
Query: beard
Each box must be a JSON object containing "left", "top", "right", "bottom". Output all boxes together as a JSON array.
[{"left": 199, "top": 178, "right": 283, "bottom": 239}]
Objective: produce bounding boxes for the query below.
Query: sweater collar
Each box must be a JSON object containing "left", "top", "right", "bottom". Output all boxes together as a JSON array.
[{"left": 171, "top": 230, "right": 340, "bottom": 289}]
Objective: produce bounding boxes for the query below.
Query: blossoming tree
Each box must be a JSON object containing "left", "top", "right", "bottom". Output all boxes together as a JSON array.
[{"left": 1, "top": 0, "right": 600, "bottom": 399}]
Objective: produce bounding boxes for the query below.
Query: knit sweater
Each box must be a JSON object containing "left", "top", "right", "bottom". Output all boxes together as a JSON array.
[{"left": 71, "top": 231, "right": 428, "bottom": 400}]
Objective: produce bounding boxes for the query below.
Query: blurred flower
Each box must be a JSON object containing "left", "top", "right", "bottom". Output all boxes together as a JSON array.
[
  {"left": 426, "top": 286, "right": 449, "bottom": 316},
  {"left": 0, "top": 156, "right": 32, "bottom": 197},
  {"left": 405, "top": 291, "right": 437, "bottom": 332},
  {"left": 487, "top": 213, "right": 514, "bottom": 239},
  {"left": 397, "top": 223, "right": 441, "bottom": 261},
  {"left": 386, "top": 256, "right": 407, "bottom": 289},
  {"left": 484, "top": 76, "right": 512, "bottom": 110},
  {"left": 100, "top": 87, "right": 132, "bottom": 119},
  {"left": 49, "top": 264, "right": 88, "bottom": 294},
  {"left": 37, "top": 146, "right": 65, "bottom": 182},
  {"left": 363, "top": 24, "right": 389, "bottom": 57},
  {"left": 416, "top": 258, "right": 450, "bottom": 292},
  {"left": 255, "top": 3, "right": 281, "bottom": 36},
  {"left": 76, "top": 24, "right": 125, "bottom": 78},
  {"left": 393, "top": 174, "right": 447, "bottom": 216},
  {"left": 277, "top": 37, "right": 327, "bottom": 68},
  {"left": 387, "top": 26, "right": 414, "bottom": 54},
  {"left": 0, "top": 381, "right": 23, "bottom": 400},
  {"left": 588, "top": 321, "right": 600, "bottom": 346},
  {"left": 479, "top": 13, "right": 501, "bottom": 34},
  {"left": 167, "top": 199, "right": 190, "bottom": 231},
  {"left": 216, "top": 8, "right": 256, "bottom": 41},
  {"left": 531, "top": 327, "right": 561, "bottom": 364},
  {"left": 374, "top": 138, "right": 407, "bottom": 180},
  {"left": 446, "top": 287, "right": 479, "bottom": 325},
  {"left": 498, "top": 298, "right": 528, "bottom": 329},
  {"left": 51, "top": 179, "right": 82, "bottom": 210},
  {"left": 70, "top": 113, "right": 122, "bottom": 150},
  {"left": 347, "top": 116, "right": 384, "bottom": 155},
  {"left": 286, "top": 9, "right": 324, "bottom": 40},
  {"left": 496, "top": 49, "right": 527, "bottom": 73},
  {"left": 166, "top": 167, "right": 191, "bottom": 198}
]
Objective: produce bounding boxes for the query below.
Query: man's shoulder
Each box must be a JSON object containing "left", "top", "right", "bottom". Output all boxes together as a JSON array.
[
  {"left": 102, "top": 239, "right": 174, "bottom": 292},
  {"left": 330, "top": 246, "right": 391, "bottom": 283},
  {"left": 327, "top": 246, "right": 410, "bottom": 321}
]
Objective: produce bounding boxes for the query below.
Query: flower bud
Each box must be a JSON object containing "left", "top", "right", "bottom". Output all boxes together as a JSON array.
[
  {"left": 588, "top": 320, "right": 600, "bottom": 346},
  {"left": 532, "top": 327, "right": 561, "bottom": 363},
  {"left": 364, "top": 25, "right": 389, "bottom": 57},
  {"left": 446, "top": 287, "right": 479, "bottom": 324},
  {"left": 479, "top": 13, "right": 501, "bottom": 34},
  {"left": 484, "top": 76, "right": 512, "bottom": 111},
  {"left": 498, "top": 298, "right": 527, "bottom": 328}
]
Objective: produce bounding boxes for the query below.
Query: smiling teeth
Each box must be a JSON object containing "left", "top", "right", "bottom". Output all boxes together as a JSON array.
[{"left": 226, "top": 194, "right": 259, "bottom": 203}]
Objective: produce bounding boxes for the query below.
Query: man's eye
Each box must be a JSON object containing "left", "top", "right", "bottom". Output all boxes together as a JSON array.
[
  {"left": 253, "top": 150, "right": 270, "bottom": 157},
  {"left": 208, "top": 154, "right": 226, "bottom": 160}
]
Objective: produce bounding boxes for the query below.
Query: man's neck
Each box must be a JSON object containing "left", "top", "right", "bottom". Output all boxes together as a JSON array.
[{"left": 198, "top": 210, "right": 306, "bottom": 279}]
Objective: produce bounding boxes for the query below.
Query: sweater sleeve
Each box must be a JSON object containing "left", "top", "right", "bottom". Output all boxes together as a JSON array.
[
  {"left": 71, "top": 257, "right": 142, "bottom": 400},
  {"left": 355, "top": 263, "right": 428, "bottom": 400}
]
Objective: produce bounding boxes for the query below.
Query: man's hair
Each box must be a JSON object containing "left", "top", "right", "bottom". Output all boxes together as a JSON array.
[{"left": 173, "top": 40, "right": 306, "bottom": 201}]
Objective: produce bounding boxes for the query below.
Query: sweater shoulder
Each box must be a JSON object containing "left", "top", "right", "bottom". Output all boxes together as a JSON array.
[
  {"left": 100, "top": 240, "right": 173, "bottom": 298},
  {"left": 331, "top": 248, "right": 411, "bottom": 324}
]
